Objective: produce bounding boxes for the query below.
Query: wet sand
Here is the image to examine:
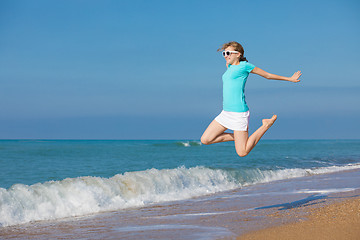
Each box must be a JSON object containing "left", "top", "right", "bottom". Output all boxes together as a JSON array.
[
  {"left": 1, "top": 169, "right": 359, "bottom": 239},
  {"left": 238, "top": 196, "right": 360, "bottom": 240}
]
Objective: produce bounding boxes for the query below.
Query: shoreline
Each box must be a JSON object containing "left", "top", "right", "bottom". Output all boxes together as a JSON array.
[
  {"left": 1, "top": 169, "right": 359, "bottom": 239},
  {"left": 238, "top": 194, "right": 360, "bottom": 240}
]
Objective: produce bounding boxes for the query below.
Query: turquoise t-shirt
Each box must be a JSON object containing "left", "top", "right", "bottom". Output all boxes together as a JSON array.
[{"left": 222, "top": 61, "right": 255, "bottom": 112}]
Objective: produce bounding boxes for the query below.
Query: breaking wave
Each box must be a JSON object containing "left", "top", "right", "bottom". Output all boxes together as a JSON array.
[{"left": 1, "top": 164, "right": 359, "bottom": 227}]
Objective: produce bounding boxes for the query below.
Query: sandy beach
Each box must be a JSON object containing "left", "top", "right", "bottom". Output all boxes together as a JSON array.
[{"left": 239, "top": 196, "right": 360, "bottom": 240}]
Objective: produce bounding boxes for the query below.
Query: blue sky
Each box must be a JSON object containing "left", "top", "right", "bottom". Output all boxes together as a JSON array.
[{"left": 0, "top": 0, "right": 359, "bottom": 139}]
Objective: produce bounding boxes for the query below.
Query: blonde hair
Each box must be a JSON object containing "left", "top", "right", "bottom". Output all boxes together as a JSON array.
[{"left": 217, "top": 41, "right": 248, "bottom": 62}]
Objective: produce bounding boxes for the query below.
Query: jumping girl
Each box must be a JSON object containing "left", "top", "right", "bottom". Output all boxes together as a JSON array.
[{"left": 200, "top": 41, "right": 301, "bottom": 157}]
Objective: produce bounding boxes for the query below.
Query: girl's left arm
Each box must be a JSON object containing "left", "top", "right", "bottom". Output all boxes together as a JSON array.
[{"left": 251, "top": 67, "right": 302, "bottom": 83}]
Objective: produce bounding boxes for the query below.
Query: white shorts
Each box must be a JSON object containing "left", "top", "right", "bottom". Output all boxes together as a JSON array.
[{"left": 215, "top": 110, "right": 250, "bottom": 131}]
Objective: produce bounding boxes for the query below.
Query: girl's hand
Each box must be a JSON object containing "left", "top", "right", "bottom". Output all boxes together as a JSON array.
[{"left": 289, "top": 71, "right": 302, "bottom": 83}]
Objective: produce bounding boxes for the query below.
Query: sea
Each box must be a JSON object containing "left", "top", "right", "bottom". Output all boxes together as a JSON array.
[{"left": 1, "top": 139, "right": 360, "bottom": 239}]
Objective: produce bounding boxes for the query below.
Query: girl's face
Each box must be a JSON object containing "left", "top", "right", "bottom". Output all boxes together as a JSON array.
[{"left": 224, "top": 46, "right": 241, "bottom": 65}]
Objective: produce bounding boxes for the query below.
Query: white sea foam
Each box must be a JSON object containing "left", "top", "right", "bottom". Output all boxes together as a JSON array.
[
  {"left": 182, "top": 142, "right": 190, "bottom": 147},
  {"left": 294, "top": 188, "right": 356, "bottom": 194},
  {"left": 0, "top": 166, "right": 237, "bottom": 227},
  {"left": 250, "top": 164, "right": 360, "bottom": 185},
  {"left": 178, "top": 141, "right": 202, "bottom": 147},
  {"left": 1, "top": 164, "right": 359, "bottom": 227}
]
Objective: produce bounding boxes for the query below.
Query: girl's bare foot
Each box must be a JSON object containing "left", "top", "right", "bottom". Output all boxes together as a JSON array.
[{"left": 262, "top": 115, "right": 277, "bottom": 129}]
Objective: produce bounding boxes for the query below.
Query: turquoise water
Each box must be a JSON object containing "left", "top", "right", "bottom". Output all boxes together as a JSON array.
[
  {"left": 0, "top": 139, "right": 360, "bottom": 227},
  {"left": 1, "top": 140, "right": 359, "bottom": 188}
]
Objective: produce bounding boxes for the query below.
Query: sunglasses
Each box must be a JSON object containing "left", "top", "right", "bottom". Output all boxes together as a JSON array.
[{"left": 222, "top": 50, "right": 239, "bottom": 57}]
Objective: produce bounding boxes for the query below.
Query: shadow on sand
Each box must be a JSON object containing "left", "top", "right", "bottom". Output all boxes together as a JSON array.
[{"left": 254, "top": 194, "right": 360, "bottom": 211}]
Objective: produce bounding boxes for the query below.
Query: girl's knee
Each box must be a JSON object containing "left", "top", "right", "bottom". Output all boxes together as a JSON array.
[
  {"left": 200, "top": 136, "right": 211, "bottom": 145},
  {"left": 236, "top": 149, "right": 248, "bottom": 157}
]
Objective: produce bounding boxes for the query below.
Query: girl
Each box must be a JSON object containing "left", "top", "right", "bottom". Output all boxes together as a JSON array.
[{"left": 200, "top": 41, "right": 301, "bottom": 157}]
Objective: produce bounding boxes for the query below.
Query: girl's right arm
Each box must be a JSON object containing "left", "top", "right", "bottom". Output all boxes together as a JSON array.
[{"left": 251, "top": 67, "right": 302, "bottom": 83}]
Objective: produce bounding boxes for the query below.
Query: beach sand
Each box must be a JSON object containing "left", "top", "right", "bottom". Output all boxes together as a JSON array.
[{"left": 238, "top": 196, "right": 360, "bottom": 240}]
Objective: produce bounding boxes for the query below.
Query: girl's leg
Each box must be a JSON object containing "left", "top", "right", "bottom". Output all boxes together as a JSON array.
[
  {"left": 201, "top": 120, "right": 234, "bottom": 145},
  {"left": 234, "top": 115, "right": 277, "bottom": 157}
]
